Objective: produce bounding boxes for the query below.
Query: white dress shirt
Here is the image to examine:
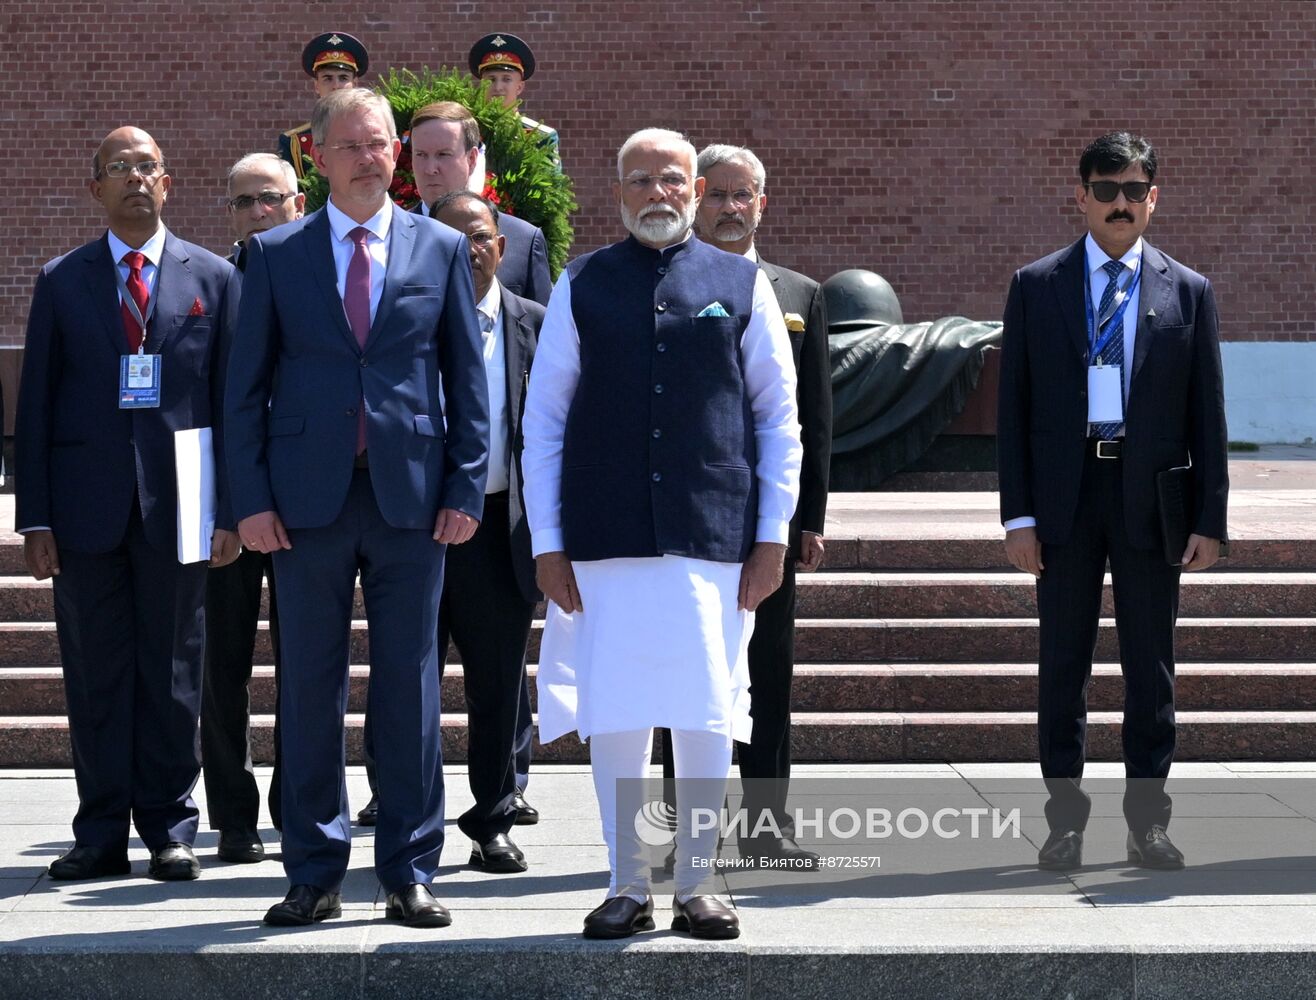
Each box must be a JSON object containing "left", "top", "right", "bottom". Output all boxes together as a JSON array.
[
  {"left": 1002, "top": 234, "right": 1145, "bottom": 535},
  {"left": 325, "top": 196, "right": 391, "bottom": 322},
  {"left": 478, "top": 279, "right": 511, "bottom": 493}
]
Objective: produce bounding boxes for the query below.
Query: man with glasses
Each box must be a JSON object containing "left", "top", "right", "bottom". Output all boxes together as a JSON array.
[
  {"left": 524, "top": 128, "right": 801, "bottom": 940},
  {"left": 997, "top": 131, "right": 1228, "bottom": 873},
  {"left": 226, "top": 88, "right": 488, "bottom": 928},
  {"left": 198, "top": 153, "right": 306, "bottom": 866},
  {"left": 15, "top": 126, "right": 239, "bottom": 881},
  {"left": 425, "top": 190, "right": 542, "bottom": 876}
]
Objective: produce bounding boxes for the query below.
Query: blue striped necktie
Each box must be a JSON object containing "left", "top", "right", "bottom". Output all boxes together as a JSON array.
[{"left": 1092, "top": 259, "right": 1127, "bottom": 440}]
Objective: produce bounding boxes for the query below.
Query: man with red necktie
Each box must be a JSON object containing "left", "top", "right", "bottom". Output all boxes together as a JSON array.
[{"left": 15, "top": 125, "right": 239, "bottom": 882}]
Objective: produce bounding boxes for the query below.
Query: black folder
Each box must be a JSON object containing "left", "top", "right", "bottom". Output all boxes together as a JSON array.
[{"left": 1155, "top": 465, "right": 1192, "bottom": 566}]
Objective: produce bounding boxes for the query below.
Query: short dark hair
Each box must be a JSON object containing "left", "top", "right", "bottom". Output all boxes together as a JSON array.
[
  {"left": 1079, "top": 131, "right": 1157, "bottom": 183},
  {"left": 430, "top": 190, "right": 500, "bottom": 232},
  {"left": 411, "top": 101, "right": 482, "bottom": 152}
]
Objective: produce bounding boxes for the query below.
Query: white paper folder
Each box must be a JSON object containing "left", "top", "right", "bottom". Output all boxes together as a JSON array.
[{"left": 174, "top": 427, "right": 216, "bottom": 564}]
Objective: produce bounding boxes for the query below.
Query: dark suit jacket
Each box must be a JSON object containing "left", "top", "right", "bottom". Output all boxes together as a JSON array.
[
  {"left": 997, "top": 237, "right": 1228, "bottom": 551},
  {"left": 417, "top": 201, "right": 552, "bottom": 306},
  {"left": 500, "top": 287, "right": 544, "bottom": 602},
  {"left": 16, "top": 230, "right": 237, "bottom": 553},
  {"left": 225, "top": 204, "right": 490, "bottom": 531},
  {"left": 759, "top": 256, "right": 833, "bottom": 558}
]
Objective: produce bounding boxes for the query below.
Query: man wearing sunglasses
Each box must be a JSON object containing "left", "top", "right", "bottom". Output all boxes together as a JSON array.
[
  {"left": 15, "top": 126, "right": 240, "bottom": 882},
  {"left": 997, "top": 131, "right": 1228, "bottom": 873},
  {"left": 196, "top": 153, "right": 307, "bottom": 867}
]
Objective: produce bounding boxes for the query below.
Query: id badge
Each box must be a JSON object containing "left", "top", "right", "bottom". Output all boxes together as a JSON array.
[
  {"left": 1086, "top": 364, "right": 1123, "bottom": 423},
  {"left": 120, "top": 354, "right": 162, "bottom": 409}
]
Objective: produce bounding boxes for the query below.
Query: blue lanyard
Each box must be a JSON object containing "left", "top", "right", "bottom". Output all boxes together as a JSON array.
[{"left": 1084, "top": 251, "right": 1142, "bottom": 364}]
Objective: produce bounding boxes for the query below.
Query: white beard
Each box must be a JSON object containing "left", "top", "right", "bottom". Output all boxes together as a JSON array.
[{"left": 621, "top": 199, "right": 696, "bottom": 245}]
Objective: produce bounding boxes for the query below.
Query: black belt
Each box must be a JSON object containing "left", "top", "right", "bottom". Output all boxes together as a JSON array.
[{"left": 1088, "top": 438, "right": 1123, "bottom": 460}]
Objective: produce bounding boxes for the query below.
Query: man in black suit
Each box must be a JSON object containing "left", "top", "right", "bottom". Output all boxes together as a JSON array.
[
  {"left": 199, "top": 153, "right": 306, "bottom": 863},
  {"left": 16, "top": 126, "right": 239, "bottom": 881},
  {"left": 675, "top": 143, "right": 833, "bottom": 865},
  {"left": 427, "top": 190, "right": 542, "bottom": 872},
  {"left": 997, "top": 131, "right": 1228, "bottom": 872},
  {"left": 407, "top": 101, "right": 551, "bottom": 306},
  {"left": 356, "top": 101, "right": 550, "bottom": 826}
]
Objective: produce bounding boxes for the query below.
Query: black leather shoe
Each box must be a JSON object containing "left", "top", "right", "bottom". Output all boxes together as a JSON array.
[
  {"left": 264, "top": 884, "right": 342, "bottom": 926},
  {"left": 511, "top": 791, "right": 539, "bottom": 826},
  {"left": 582, "top": 895, "right": 655, "bottom": 939},
  {"left": 1127, "top": 825, "right": 1185, "bottom": 870},
  {"left": 469, "top": 833, "right": 527, "bottom": 873},
  {"left": 47, "top": 845, "right": 131, "bottom": 881},
  {"left": 671, "top": 895, "right": 740, "bottom": 940},
  {"left": 217, "top": 828, "right": 265, "bottom": 864},
  {"left": 385, "top": 883, "right": 452, "bottom": 928},
  {"left": 1038, "top": 829, "right": 1083, "bottom": 871},
  {"left": 356, "top": 794, "right": 379, "bottom": 827},
  {"left": 739, "top": 834, "right": 819, "bottom": 869},
  {"left": 148, "top": 842, "right": 200, "bottom": 881}
]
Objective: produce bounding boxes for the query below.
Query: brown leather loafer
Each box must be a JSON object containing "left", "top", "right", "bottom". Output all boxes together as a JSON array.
[
  {"left": 671, "top": 895, "right": 740, "bottom": 940},
  {"left": 582, "top": 895, "right": 655, "bottom": 939}
]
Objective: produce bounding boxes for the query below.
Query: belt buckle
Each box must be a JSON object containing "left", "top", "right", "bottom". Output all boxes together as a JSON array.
[{"left": 1095, "top": 440, "right": 1119, "bottom": 460}]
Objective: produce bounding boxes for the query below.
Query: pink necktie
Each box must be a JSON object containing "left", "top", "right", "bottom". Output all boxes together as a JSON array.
[{"left": 345, "top": 227, "right": 371, "bottom": 454}]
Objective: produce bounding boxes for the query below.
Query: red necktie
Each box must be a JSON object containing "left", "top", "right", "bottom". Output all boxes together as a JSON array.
[
  {"left": 344, "top": 227, "right": 372, "bottom": 454},
  {"left": 120, "top": 251, "right": 150, "bottom": 352}
]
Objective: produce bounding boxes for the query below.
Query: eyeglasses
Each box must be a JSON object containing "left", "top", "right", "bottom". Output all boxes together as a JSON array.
[
  {"left": 327, "top": 139, "right": 392, "bottom": 156},
  {"left": 1084, "top": 180, "right": 1153, "bottom": 204},
  {"left": 227, "top": 192, "right": 295, "bottom": 212},
  {"left": 467, "top": 230, "right": 498, "bottom": 247},
  {"left": 99, "top": 159, "right": 164, "bottom": 180},
  {"left": 626, "top": 173, "right": 689, "bottom": 192}
]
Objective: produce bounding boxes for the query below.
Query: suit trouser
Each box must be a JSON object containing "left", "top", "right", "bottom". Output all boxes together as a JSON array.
[
  {"left": 362, "top": 496, "right": 534, "bottom": 832},
  {"left": 513, "top": 672, "right": 533, "bottom": 792},
  {"left": 660, "top": 558, "right": 798, "bottom": 834},
  {"left": 437, "top": 493, "right": 534, "bottom": 842},
  {"left": 1037, "top": 449, "right": 1180, "bottom": 835},
  {"left": 274, "top": 469, "right": 446, "bottom": 893},
  {"left": 201, "top": 547, "right": 282, "bottom": 832},
  {"left": 52, "top": 503, "right": 206, "bottom": 851}
]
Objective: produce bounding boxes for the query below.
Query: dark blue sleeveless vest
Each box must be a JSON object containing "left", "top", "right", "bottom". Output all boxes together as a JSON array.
[{"left": 562, "top": 235, "right": 760, "bottom": 563}]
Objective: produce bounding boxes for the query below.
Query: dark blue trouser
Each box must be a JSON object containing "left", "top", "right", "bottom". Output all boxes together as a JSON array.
[{"left": 274, "top": 469, "right": 447, "bottom": 893}]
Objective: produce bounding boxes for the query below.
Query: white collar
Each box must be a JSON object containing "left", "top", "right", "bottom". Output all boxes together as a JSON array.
[
  {"left": 326, "top": 196, "right": 393, "bottom": 244},
  {"left": 742, "top": 245, "right": 759, "bottom": 262},
  {"left": 1085, "top": 232, "right": 1143, "bottom": 275},
  {"left": 107, "top": 224, "right": 166, "bottom": 266},
  {"left": 476, "top": 278, "right": 503, "bottom": 323}
]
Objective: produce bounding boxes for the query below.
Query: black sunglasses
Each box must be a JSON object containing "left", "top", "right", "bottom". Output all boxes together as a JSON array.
[{"left": 1084, "top": 180, "right": 1152, "bottom": 204}]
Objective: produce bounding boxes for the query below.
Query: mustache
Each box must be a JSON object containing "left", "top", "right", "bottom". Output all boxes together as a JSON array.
[
  {"left": 1105, "top": 210, "right": 1134, "bottom": 223},
  {"left": 638, "top": 204, "right": 678, "bottom": 220}
]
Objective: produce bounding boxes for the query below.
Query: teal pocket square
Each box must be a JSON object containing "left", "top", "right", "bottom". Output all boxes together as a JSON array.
[{"left": 698, "top": 302, "right": 730, "bottom": 318}]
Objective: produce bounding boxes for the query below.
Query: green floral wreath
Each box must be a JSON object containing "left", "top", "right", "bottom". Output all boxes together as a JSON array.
[{"left": 300, "top": 67, "right": 576, "bottom": 278}]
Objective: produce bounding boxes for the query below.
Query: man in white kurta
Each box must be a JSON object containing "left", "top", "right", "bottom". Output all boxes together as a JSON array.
[{"left": 522, "top": 128, "right": 801, "bottom": 941}]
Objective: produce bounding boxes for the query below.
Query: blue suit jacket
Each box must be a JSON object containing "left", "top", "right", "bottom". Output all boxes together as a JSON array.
[
  {"left": 225, "top": 203, "right": 489, "bottom": 531},
  {"left": 997, "top": 237, "right": 1229, "bottom": 550},
  {"left": 15, "top": 230, "right": 237, "bottom": 553}
]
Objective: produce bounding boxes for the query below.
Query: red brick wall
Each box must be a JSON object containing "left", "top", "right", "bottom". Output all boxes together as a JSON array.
[{"left": 3, "top": 1, "right": 1314, "bottom": 347}]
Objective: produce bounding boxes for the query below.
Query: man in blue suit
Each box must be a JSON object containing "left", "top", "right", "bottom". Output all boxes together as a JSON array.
[
  {"left": 225, "top": 88, "right": 490, "bottom": 928},
  {"left": 16, "top": 126, "right": 239, "bottom": 882}
]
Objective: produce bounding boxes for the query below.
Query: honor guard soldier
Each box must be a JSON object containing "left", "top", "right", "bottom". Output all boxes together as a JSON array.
[
  {"left": 468, "top": 32, "right": 558, "bottom": 157},
  {"left": 278, "top": 31, "right": 369, "bottom": 182}
]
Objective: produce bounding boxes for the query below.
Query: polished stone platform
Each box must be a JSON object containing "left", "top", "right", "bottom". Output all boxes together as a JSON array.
[{"left": 0, "top": 763, "right": 1313, "bottom": 999}]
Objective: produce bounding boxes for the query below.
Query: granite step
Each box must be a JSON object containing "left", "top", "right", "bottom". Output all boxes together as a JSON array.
[
  {"left": 5, "top": 533, "right": 1316, "bottom": 576},
  {"left": 6, "top": 662, "right": 1316, "bottom": 716},
  {"left": 5, "top": 709, "right": 1315, "bottom": 766},
  {"left": 3, "top": 616, "right": 1314, "bottom": 666}
]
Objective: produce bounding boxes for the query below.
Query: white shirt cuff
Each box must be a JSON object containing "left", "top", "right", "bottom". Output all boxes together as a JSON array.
[
  {"left": 1003, "top": 516, "right": 1037, "bottom": 533},
  {"left": 756, "top": 517, "right": 790, "bottom": 545},
  {"left": 531, "top": 528, "right": 565, "bottom": 557}
]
